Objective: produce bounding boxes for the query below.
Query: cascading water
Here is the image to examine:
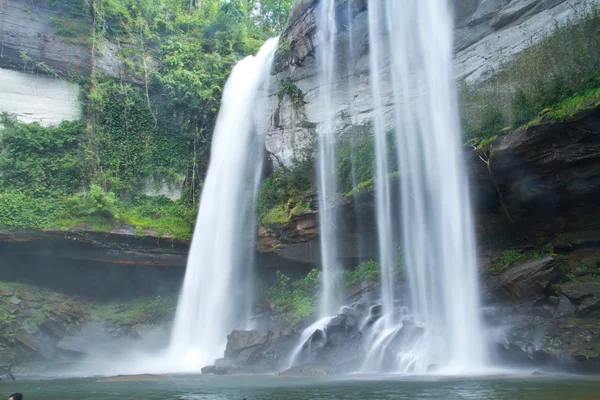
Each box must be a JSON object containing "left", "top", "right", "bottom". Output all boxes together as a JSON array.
[
  {"left": 363, "top": 0, "right": 487, "bottom": 373},
  {"left": 286, "top": 0, "right": 341, "bottom": 369},
  {"left": 166, "top": 38, "right": 279, "bottom": 372},
  {"left": 316, "top": 0, "right": 341, "bottom": 318}
]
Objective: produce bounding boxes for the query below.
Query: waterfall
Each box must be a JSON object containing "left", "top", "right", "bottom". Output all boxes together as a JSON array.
[
  {"left": 166, "top": 38, "right": 279, "bottom": 372},
  {"left": 316, "top": 0, "right": 340, "bottom": 318},
  {"left": 364, "top": 0, "right": 487, "bottom": 373}
]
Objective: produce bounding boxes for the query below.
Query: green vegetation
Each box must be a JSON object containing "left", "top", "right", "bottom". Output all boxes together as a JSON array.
[
  {"left": 1, "top": 0, "right": 295, "bottom": 236},
  {"left": 85, "top": 294, "right": 178, "bottom": 324},
  {"left": 257, "top": 144, "right": 316, "bottom": 224},
  {"left": 0, "top": 279, "right": 178, "bottom": 337},
  {"left": 492, "top": 250, "right": 524, "bottom": 272},
  {"left": 462, "top": 8, "right": 600, "bottom": 142},
  {"left": 265, "top": 252, "right": 406, "bottom": 325},
  {"left": 342, "top": 260, "right": 380, "bottom": 290},
  {"left": 265, "top": 269, "right": 320, "bottom": 325}
]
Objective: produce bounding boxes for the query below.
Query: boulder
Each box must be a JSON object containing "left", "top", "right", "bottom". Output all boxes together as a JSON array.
[
  {"left": 0, "top": 362, "right": 14, "bottom": 382},
  {"left": 280, "top": 364, "right": 333, "bottom": 376},
  {"left": 577, "top": 296, "right": 600, "bottom": 316},
  {"left": 560, "top": 280, "right": 600, "bottom": 301},
  {"left": 15, "top": 334, "right": 54, "bottom": 360},
  {"left": 224, "top": 330, "right": 270, "bottom": 358},
  {"left": 0, "top": 289, "right": 14, "bottom": 297},
  {"left": 9, "top": 297, "right": 21, "bottom": 306},
  {"left": 40, "top": 319, "right": 67, "bottom": 340},
  {"left": 486, "top": 256, "right": 557, "bottom": 301},
  {"left": 56, "top": 335, "right": 94, "bottom": 356},
  {"left": 554, "top": 296, "right": 577, "bottom": 319}
]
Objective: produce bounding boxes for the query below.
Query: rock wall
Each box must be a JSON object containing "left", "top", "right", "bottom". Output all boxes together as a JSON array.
[
  {"left": 0, "top": 0, "right": 119, "bottom": 77},
  {"left": 0, "top": 67, "right": 80, "bottom": 125},
  {"left": 0, "top": 0, "right": 123, "bottom": 125},
  {"left": 258, "top": 0, "right": 600, "bottom": 166}
]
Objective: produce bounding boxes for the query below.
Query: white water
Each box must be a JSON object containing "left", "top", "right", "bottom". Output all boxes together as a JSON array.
[
  {"left": 316, "top": 0, "right": 341, "bottom": 318},
  {"left": 285, "top": 316, "right": 334, "bottom": 369},
  {"left": 364, "top": 0, "right": 487, "bottom": 373},
  {"left": 165, "top": 38, "right": 279, "bottom": 372}
]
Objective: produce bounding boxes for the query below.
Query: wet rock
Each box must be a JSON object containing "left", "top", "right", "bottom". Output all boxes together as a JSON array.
[
  {"left": 224, "top": 330, "right": 270, "bottom": 358},
  {"left": 15, "top": 334, "right": 54, "bottom": 360},
  {"left": 210, "top": 329, "right": 298, "bottom": 374},
  {"left": 19, "top": 292, "right": 36, "bottom": 302},
  {"left": 0, "top": 362, "right": 14, "bottom": 382},
  {"left": 554, "top": 296, "right": 577, "bottom": 319},
  {"left": 486, "top": 256, "right": 557, "bottom": 301},
  {"left": 56, "top": 335, "right": 93, "bottom": 356},
  {"left": 560, "top": 280, "right": 600, "bottom": 301},
  {"left": 24, "top": 301, "right": 41, "bottom": 310},
  {"left": 40, "top": 319, "right": 67, "bottom": 340},
  {"left": 280, "top": 364, "right": 333, "bottom": 376},
  {"left": 577, "top": 296, "right": 600, "bottom": 317},
  {"left": 9, "top": 297, "right": 22, "bottom": 306},
  {"left": 0, "top": 289, "right": 14, "bottom": 297}
]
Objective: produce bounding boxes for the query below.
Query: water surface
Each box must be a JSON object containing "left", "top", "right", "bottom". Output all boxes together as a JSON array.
[{"left": 2, "top": 374, "right": 599, "bottom": 400}]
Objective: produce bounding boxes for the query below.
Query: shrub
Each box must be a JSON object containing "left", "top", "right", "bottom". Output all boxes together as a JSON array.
[
  {"left": 265, "top": 269, "right": 320, "bottom": 325},
  {"left": 461, "top": 8, "right": 600, "bottom": 138}
]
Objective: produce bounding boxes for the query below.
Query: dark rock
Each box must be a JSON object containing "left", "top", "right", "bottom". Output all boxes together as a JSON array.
[
  {"left": 40, "top": 319, "right": 67, "bottom": 340},
  {"left": 15, "top": 334, "right": 54, "bottom": 360},
  {"left": 554, "top": 296, "right": 577, "bottom": 319},
  {"left": 560, "top": 280, "right": 600, "bottom": 301},
  {"left": 224, "top": 330, "right": 270, "bottom": 358},
  {"left": 0, "top": 362, "right": 14, "bottom": 382},
  {"left": 19, "top": 292, "right": 36, "bottom": 302},
  {"left": 280, "top": 364, "right": 333, "bottom": 376},
  {"left": 486, "top": 256, "right": 557, "bottom": 301},
  {"left": 577, "top": 296, "right": 600, "bottom": 316},
  {"left": 24, "top": 301, "right": 42, "bottom": 310},
  {"left": 9, "top": 297, "right": 21, "bottom": 306},
  {"left": 56, "top": 335, "right": 93, "bottom": 356}
]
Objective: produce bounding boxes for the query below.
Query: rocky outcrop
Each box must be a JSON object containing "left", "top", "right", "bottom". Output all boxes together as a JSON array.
[
  {"left": 471, "top": 105, "right": 600, "bottom": 242},
  {"left": 0, "top": 67, "right": 80, "bottom": 126},
  {"left": 486, "top": 256, "right": 558, "bottom": 301},
  {"left": 259, "top": 0, "right": 599, "bottom": 166},
  {"left": 0, "top": 228, "right": 187, "bottom": 298},
  {"left": 0, "top": 280, "right": 174, "bottom": 373},
  {"left": 0, "top": 362, "right": 14, "bottom": 382},
  {"left": 0, "top": 0, "right": 120, "bottom": 78},
  {"left": 201, "top": 329, "right": 298, "bottom": 374}
]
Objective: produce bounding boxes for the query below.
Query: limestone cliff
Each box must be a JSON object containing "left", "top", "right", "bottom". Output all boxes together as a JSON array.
[{"left": 258, "top": 0, "right": 599, "bottom": 166}]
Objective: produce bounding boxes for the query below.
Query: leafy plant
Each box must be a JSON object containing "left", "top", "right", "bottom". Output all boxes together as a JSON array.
[{"left": 493, "top": 250, "right": 524, "bottom": 271}]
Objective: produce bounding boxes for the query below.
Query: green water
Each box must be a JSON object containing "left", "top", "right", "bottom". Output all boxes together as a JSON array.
[{"left": 2, "top": 375, "right": 599, "bottom": 400}]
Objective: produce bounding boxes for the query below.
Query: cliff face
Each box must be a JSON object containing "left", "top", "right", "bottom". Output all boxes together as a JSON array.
[
  {"left": 0, "top": 0, "right": 119, "bottom": 78},
  {"left": 0, "top": 0, "right": 125, "bottom": 126},
  {"left": 258, "top": 0, "right": 599, "bottom": 166}
]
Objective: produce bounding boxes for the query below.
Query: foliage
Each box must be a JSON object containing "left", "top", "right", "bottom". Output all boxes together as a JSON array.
[
  {"left": 493, "top": 250, "right": 524, "bottom": 271},
  {"left": 1, "top": 0, "right": 298, "bottom": 234},
  {"left": 0, "top": 114, "right": 84, "bottom": 197},
  {"left": 336, "top": 125, "right": 376, "bottom": 194},
  {"left": 265, "top": 269, "right": 320, "bottom": 325},
  {"left": 462, "top": 8, "right": 600, "bottom": 140},
  {"left": 343, "top": 260, "right": 380, "bottom": 289},
  {"left": 257, "top": 152, "right": 315, "bottom": 224},
  {"left": 278, "top": 79, "right": 305, "bottom": 106}
]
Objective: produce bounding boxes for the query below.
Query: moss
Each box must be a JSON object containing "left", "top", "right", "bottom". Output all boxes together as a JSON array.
[
  {"left": 345, "top": 171, "right": 399, "bottom": 198},
  {"left": 492, "top": 250, "right": 524, "bottom": 272},
  {"left": 260, "top": 197, "right": 312, "bottom": 226},
  {"left": 539, "top": 88, "right": 600, "bottom": 122},
  {"left": 261, "top": 205, "right": 290, "bottom": 225}
]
